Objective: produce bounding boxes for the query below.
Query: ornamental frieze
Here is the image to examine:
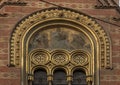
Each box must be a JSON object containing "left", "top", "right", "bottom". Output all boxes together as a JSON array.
[{"left": 29, "top": 49, "right": 90, "bottom": 67}]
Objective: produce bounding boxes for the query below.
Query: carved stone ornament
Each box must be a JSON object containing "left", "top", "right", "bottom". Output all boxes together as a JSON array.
[
  {"left": 9, "top": 7, "right": 112, "bottom": 69},
  {"left": 71, "top": 51, "right": 89, "bottom": 66},
  {"left": 9, "top": 7, "right": 112, "bottom": 85},
  {"left": 30, "top": 50, "right": 50, "bottom": 65},
  {"left": 51, "top": 50, "right": 69, "bottom": 65}
]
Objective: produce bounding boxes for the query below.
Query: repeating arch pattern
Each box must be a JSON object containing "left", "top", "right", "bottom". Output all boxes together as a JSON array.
[
  {"left": 10, "top": 7, "right": 111, "bottom": 68},
  {"left": 9, "top": 7, "right": 112, "bottom": 85}
]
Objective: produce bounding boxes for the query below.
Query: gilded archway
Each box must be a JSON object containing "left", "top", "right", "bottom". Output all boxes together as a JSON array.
[{"left": 9, "top": 7, "right": 112, "bottom": 85}]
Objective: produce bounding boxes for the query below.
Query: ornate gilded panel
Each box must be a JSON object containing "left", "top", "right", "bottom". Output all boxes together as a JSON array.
[
  {"left": 30, "top": 50, "right": 50, "bottom": 65},
  {"left": 71, "top": 51, "right": 89, "bottom": 66},
  {"left": 9, "top": 7, "right": 112, "bottom": 85}
]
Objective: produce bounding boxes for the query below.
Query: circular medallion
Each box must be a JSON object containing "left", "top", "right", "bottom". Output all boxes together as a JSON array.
[
  {"left": 51, "top": 50, "right": 69, "bottom": 65},
  {"left": 71, "top": 51, "right": 88, "bottom": 66},
  {"left": 31, "top": 50, "right": 50, "bottom": 65}
]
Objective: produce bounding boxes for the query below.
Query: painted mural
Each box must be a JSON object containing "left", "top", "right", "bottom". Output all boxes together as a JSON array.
[{"left": 29, "top": 27, "right": 91, "bottom": 52}]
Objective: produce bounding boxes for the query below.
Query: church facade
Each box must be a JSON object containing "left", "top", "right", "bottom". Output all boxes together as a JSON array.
[{"left": 0, "top": 0, "right": 120, "bottom": 85}]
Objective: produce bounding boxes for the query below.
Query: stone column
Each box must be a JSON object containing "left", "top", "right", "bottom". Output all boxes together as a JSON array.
[
  {"left": 86, "top": 75, "right": 92, "bottom": 85},
  {"left": 28, "top": 74, "right": 33, "bottom": 85},
  {"left": 67, "top": 75, "right": 72, "bottom": 85},
  {"left": 47, "top": 75, "right": 53, "bottom": 85}
]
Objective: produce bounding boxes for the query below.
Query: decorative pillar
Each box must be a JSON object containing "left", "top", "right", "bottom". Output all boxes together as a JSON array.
[
  {"left": 28, "top": 74, "right": 34, "bottom": 85},
  {"left": 47, "top": 75, "right": 53, "bottom": 85},
  {"left": 86, "top": 75, "right": 92, "bottom": 85},
  {"left": 67, "top": 75, "right": 72, "bottom": 85}
]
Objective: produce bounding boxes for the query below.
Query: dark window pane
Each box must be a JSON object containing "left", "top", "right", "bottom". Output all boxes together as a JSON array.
[
  {"left": 33, "top": 69, "right": 47, "bottom": 85},
  {"left": 53, "top": 69, "right": 67, "bottom": 85},
  {"left": 72, "top": 70, "right": 87, "bottom": 85}
]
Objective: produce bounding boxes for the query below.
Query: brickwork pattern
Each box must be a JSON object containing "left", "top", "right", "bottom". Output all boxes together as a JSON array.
[{"left": 0, "top": 0, "right": 120, "bottom": 85}]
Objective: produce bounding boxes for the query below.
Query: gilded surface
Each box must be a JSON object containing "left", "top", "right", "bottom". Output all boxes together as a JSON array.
[
  {"left": 9, "top": 7, "right": 112, "bottom": 85},
  {"left": 71, "top": 51, "right": 88, "bottom": 65},
  {"left": 10, "top": 8, "right": 111, "bottom": 68},
  {"left": 31, "top": 50, "right": 50, "bottom": 65}
]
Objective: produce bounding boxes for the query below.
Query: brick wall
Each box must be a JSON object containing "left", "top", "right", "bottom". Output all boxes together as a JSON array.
[{"left": 0, "top": 0, "right": 120, "bottom": 85}]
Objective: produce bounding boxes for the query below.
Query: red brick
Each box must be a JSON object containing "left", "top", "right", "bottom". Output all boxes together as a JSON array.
[
  {"left": 4, "top": 6, "right": 22, "bottom": 13},
  {"left": 0, "top": 54, "right": 8, "bottom": 60},
  {"left": 0, "top": 66, "right": 20, "bottom": 73},
  {"left": 21, "top": 7, "right": 40, "bottom": 13},
  {"left": 106, "top": 81, "right": 120, "bottom": 85},
  {"left": 0, "top": 18, "right": 20, "bottom": 24},
  {"left": 0, "top": 30, "right": 11, "bottom": 37},
  {"left": 0, "top": 48, "right": 8, "bottom": 54},
  {"left": 113, "top": 57, "right": 120, "bottom": 63},
  {"left": 0, "top": 37, "right": 9, "bottom": 43},
  {"left": 101, "top": 69, "right": 120, "bottom": 75},
  {"left": 111, "top": 33, "right": 120, "bottom": 39},
  {"left": 0, "top": 79, "right": 20, "bottom": 85},
  {"left": 112, "top": 51, "right": 120, "bottom": 57},
  {"left": 0, "top": 42, "right": 8, "bottom": 48},
  {"left": 0, "top": 25, "right": 11, "bottom": 30},
  {"left": 112, "top": 46, "right": 120, "bottom": 52},
  {"left": 81, "top": 9, "right": 117, "bottom": 16},
  {"left": 5, "top": 6, "right": 40, "bottom": 14},
  {"left": 100, "top": 81, "right": 120, "bottom": 85},
  {"left": 46, "top": 0, "right": 97, "bottom": 3}
]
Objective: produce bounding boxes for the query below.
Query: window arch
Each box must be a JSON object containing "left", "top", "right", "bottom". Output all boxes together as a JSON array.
[
  {"left": 72, "top": 69, "right": 87, "bottom": 85},
  {"left": 53, "top": 69, "right": 67, "bottom": 85},
  {"left": 33, "top": 69, "right": 47, "bottom": 85},
  {"left": 9, "top": 7, "right": 112, "bottom": 85}
]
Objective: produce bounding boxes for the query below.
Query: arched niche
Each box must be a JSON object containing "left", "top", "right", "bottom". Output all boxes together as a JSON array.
[
  {"left": 72, "top": 69, "right": 87, "bottom": 85},
  {"left": 9, "top": 7, "right": 112, "bottom": 85},
  {"left": 32, "top": 68, "right": 47, "bottom": 85},
  {"left": 53, "top": 69, "right": 67, "bottom": 85}
]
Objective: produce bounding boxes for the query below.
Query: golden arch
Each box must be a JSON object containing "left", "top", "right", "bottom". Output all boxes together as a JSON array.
[
  {"left": 51, "top": 66, "right": 69, "bottom": 75},
  {"left": 31, "top": 65, "right": 50, "bottom": 76},
  {"left": 71, "top": 66, "right": 89, "bottom": 76},
  {"left": 30, "top": 66, "right": 49, "bottom": 81},
  {"left": 9, "top": 7, "right": 112, "bottom": 85}
]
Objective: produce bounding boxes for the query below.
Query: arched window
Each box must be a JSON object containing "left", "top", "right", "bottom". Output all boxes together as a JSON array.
[
  {"left": 72, "top": 70, "right": 87, "bottom": 85},
  {"left": 53, "top": 69, "right": 67, "bottom": 85},
  {"left": 9, "top": 7, "right": 112, "bottom": 85},
  {"left": 33, "top": 69, "right": 47, "bottom": 85}
]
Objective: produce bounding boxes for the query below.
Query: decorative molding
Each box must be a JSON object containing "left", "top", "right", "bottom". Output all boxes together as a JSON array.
[
  {"left": 9, "top": 7, "right": 112, "bottom": 85},
  {"left": 9, "top": 7, "right": 112, "bottom": 69},
  {"left": 71, "top": 51, "right": 89, "bottom": 66},
  {"left": 30, "top": 50, "right": 50, "bottom": 65},
  {"left": 28, "top": 49, "right": 90, "bottom": 83},
  {"left": 95, "top": 0, "right": 120, "bottom": 21},
  {"left": 0, "top": 0, "right": 27, "bottom": 17},
  {"left": 29, "top": 49, "right": 89, "bottom": 66},
  {"left": 51, "top": 50, "right": 69, "bottom": 65},
  {"left": 95, "top": 0, "right": 118, "bottom": 9},
  {"left": 0, "top": 0, "right": 27, "bottom": 9},
  {"left": 3, "top": 1, "right": 27, "bottom": 6}
]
